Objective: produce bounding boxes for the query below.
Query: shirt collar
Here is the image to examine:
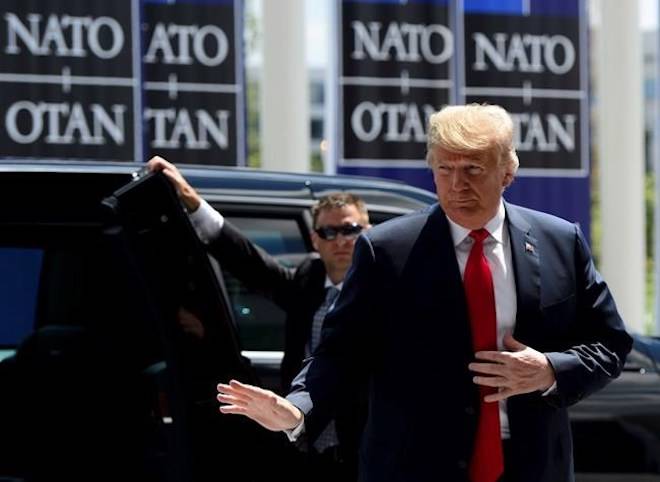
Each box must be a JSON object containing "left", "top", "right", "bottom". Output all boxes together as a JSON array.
[
  {"left": 324, "top": 277, "right": 343, "bottom": 291},
  {"left": 446, "top": 201, "right": 506, "bottom": 247}
]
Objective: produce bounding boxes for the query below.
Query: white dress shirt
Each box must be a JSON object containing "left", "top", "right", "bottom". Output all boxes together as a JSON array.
[
  {"left": 189, "top": 199, "right": 224, "bottom": 244},
  {"left": 446, "top": 201, "right": 516, "bottom": 439}
]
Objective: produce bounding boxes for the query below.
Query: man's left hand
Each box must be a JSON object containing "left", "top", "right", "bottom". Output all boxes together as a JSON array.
[
  {"left": 468, "top": 333, "right": 556, "bottom": 402},
  {"left": 147, "top": 156, "right": 202, "bottom": 212}
]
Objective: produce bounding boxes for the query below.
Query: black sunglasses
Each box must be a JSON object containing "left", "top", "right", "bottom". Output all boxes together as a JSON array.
[{"left": 314, "top": 222, "right": 364, "bottom": 241}]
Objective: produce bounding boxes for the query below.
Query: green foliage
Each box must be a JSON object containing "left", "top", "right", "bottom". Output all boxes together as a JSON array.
[
  {"left": 246, "top": 73, "right": 261, "bottom": 168},
  {"left": 645, "top": 173, "right": 656, "bottom": 333},
  {"left": 310, "top": 152, "right": 323, "bottom": 173},
  {"left": 591, "top": 158, "right": 656, "bottom": 334},
  {"left": 590, "top": 160, "right": 601, "bottom": 267}
]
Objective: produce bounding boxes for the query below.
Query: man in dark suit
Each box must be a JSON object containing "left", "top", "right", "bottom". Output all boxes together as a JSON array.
[
  {"left": 148, "top": 156, "right": 369, "bottom": 481},
  {"left": 216, "top": 104, "right": 633, "bottom": 482}
]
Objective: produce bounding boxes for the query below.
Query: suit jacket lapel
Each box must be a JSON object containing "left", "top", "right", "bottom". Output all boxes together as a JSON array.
[
  {"left": 397, "top": 204, "right": 471, "bottom": 350},
  {"left": 505, "top": 202, "right": 541, "bottom": 344},
  {"left": 424, "top": 204, "right": 466, "bottom": 308},
  {"left": 304, "top": 262, "right": 329, "bottom": 337},
  {"left": 424, "top": 205, "right": 474, "bottom": 356}
]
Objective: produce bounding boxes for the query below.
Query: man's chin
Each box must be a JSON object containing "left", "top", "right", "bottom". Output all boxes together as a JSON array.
[
  {"left": 449, "top": 200, "right": 478, "bottom": 209},
  {"left": 446, "top": 204, "right": 478, "bottom": 218},
  {"left": 444, "top": 206, "right": 486, "bottom": 229},
  {"left": 329, "top": 258, "right": 352, "bottom": 271},
  {"left": 334, "top": 256, "right": 352, "bottom": 265}
]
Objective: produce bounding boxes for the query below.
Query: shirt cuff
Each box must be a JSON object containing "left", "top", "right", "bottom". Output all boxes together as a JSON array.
[
  {"left": 188, "top": 199, "right": 224, "bottom": 244},
  {"left": 541, "top": 381, "right": 558, "bottom": 396},
  {"left": 284, "top": 418, "right": 306, "bottom": 442}
]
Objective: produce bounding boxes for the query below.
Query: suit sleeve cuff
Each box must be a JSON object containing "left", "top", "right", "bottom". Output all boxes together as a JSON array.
[
  {"left": 284, "top": 418, "right": 306, "bottom": 442},
  {"left": 188, "top": 199, "right": 224, "bottom": 244},
  {"left": 541, "top": 381, "right": 558, "bottom": 396}
]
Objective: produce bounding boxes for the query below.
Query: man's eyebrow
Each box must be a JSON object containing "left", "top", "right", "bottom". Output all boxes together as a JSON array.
[{"left": 443, "top": 157, "right": 482, "bottom": 164}]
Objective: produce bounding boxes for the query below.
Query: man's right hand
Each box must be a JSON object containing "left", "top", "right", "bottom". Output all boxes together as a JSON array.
[
  {"left": 147, "top": 156, "right": 202, "bottom": 212},
  {"left": 217, "top": 379, "right": 303, "bottom": 432}
]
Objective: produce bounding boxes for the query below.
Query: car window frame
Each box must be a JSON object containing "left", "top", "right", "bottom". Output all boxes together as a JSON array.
[{"left": 200, "top": 195, "right": 416, "bottom": 370}]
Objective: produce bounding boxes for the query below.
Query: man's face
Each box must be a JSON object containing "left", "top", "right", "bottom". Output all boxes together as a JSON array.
[
  {"left": 431, "top": 147, "right": 513, "bottom": 229},
  {"left": 311, "top": 205, "right": 367, "bottom": 279}
]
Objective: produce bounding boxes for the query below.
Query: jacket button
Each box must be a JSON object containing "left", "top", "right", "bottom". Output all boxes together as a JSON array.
[
  {"left": 465, "top": 406, "right": 475, "bottom": 416},
  {"left": 457, "top": 460, "right": 468, "bottom": 470}
]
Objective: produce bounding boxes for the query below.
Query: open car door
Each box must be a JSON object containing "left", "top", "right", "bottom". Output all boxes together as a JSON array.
[
  {"left": 102, "top": 171, "right": 273, "bottom": 482},
  {"left": 0, "top": 170, "right": 290, "bottom": 482}
]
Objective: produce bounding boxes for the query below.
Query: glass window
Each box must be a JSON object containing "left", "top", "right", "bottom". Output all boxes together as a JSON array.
[
  {"left": 222, "top": 216, "right": 307, "bottom": 351},
  {"left": 229, "top": 216, "right": 307, "bottom": 255},
  {"left": 310, "top": 79, "right": 324, "bottom": 104},
  {"left": 0, "top": 248, "right": 43, "bottom": 351},
  {"left": 310, "top": 118, "right": 324, "bottom": 140},
  {"left": 628, "top": 337, "right": 660, "bottom": 372}
]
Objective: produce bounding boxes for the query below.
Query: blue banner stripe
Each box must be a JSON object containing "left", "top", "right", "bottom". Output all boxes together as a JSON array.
[
  {"left": 142, "top": 0, "right": 235, "bottom": 5},
  {"left": 338, "top": 166, "right": 436, "bottom": 193},
  {"left": 530, "top": 0, "right": 579, "bottom": 16},
  {"left": 463, "top": 0, "right": 524, "bottom": 14},
  {"left": 343, "top": 0, "right": 449, "bottom": 5},
  {"left": 464, "top": 0, "right": 579, "bottom": 16},
  {"left": 337, "top": 167, "right": 590, "bottom": 243},
  {"left": 505, "top": 176, "right": 591, "bottom": 243}
]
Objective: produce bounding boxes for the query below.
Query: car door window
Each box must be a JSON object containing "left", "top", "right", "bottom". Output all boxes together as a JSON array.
[
  {"left": 0, "top": 248, "right": 43, "bottom": 360},
  {"left": 229, "top": 216, "right": 308, "bottom": 256},
  {"left": 221, "top": 215, "right": 309, "bottom": 352},
  {"left": 213, "top": 208, "right": 405, "bottom": 355}
]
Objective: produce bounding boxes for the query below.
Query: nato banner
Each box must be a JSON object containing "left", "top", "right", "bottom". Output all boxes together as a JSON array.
[
  {"left": 462, "top": 0, "right": 589, "bottom": 232},
  {"left": 339, "top": 0, "right": 452, "bottom": 167},
  {"left": 336, "top": 0, "right": 590, "bottom": 234},
  {"left": 464, "top": 6, "right": 583, "bottom": 173},
  {"left": 0, "top": 0, "right": 245, "bottom": 166},
  {"left": 0, "top": 0, "right": 139, "bottom": 161},
  {"left": 142, "top": 0, "right": 245, "bottom": 166}
]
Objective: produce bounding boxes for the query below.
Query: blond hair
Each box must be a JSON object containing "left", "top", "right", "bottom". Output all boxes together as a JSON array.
[{"left": 426, "top": 103, "right": 519, "bottom": 174}]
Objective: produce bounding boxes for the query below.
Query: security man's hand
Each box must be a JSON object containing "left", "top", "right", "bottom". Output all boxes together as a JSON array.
[{"left": 147, "top": 156, "right": 202, "bottom": 212}]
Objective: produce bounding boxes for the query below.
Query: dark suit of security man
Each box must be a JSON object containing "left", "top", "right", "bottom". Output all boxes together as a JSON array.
[{"left": 147, "top": 154, "right": 369, "bottom": 482}]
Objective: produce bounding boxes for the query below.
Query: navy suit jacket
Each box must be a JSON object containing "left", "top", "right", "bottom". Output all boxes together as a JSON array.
[{"left": 287, "top": 202, "right": 632, "bottom": 482}]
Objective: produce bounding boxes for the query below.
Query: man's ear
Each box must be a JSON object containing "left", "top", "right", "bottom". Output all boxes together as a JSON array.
[
  {"left": 502, "top": 170, "right": 514, "bottom": 188},
  {"left": 310, "top": 231, "right": 320, "bottom": 251}
]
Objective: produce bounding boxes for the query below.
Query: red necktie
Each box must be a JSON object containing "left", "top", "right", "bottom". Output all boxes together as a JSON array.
[{"left": 464, "top": 229, "right": 504, "bottom": 482}]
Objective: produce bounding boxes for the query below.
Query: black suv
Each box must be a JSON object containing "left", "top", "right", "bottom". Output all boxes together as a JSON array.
[
  {"left": 0, "top": 161, "right": 659, "bottom": 482},
  {"left": 0, "top": 161, "right": 434, "bottom": 482}
]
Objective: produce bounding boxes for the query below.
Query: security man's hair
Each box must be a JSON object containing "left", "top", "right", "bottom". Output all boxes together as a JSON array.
[{"left": 311, "top": 192, "right": 369, "bottom": 228}]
